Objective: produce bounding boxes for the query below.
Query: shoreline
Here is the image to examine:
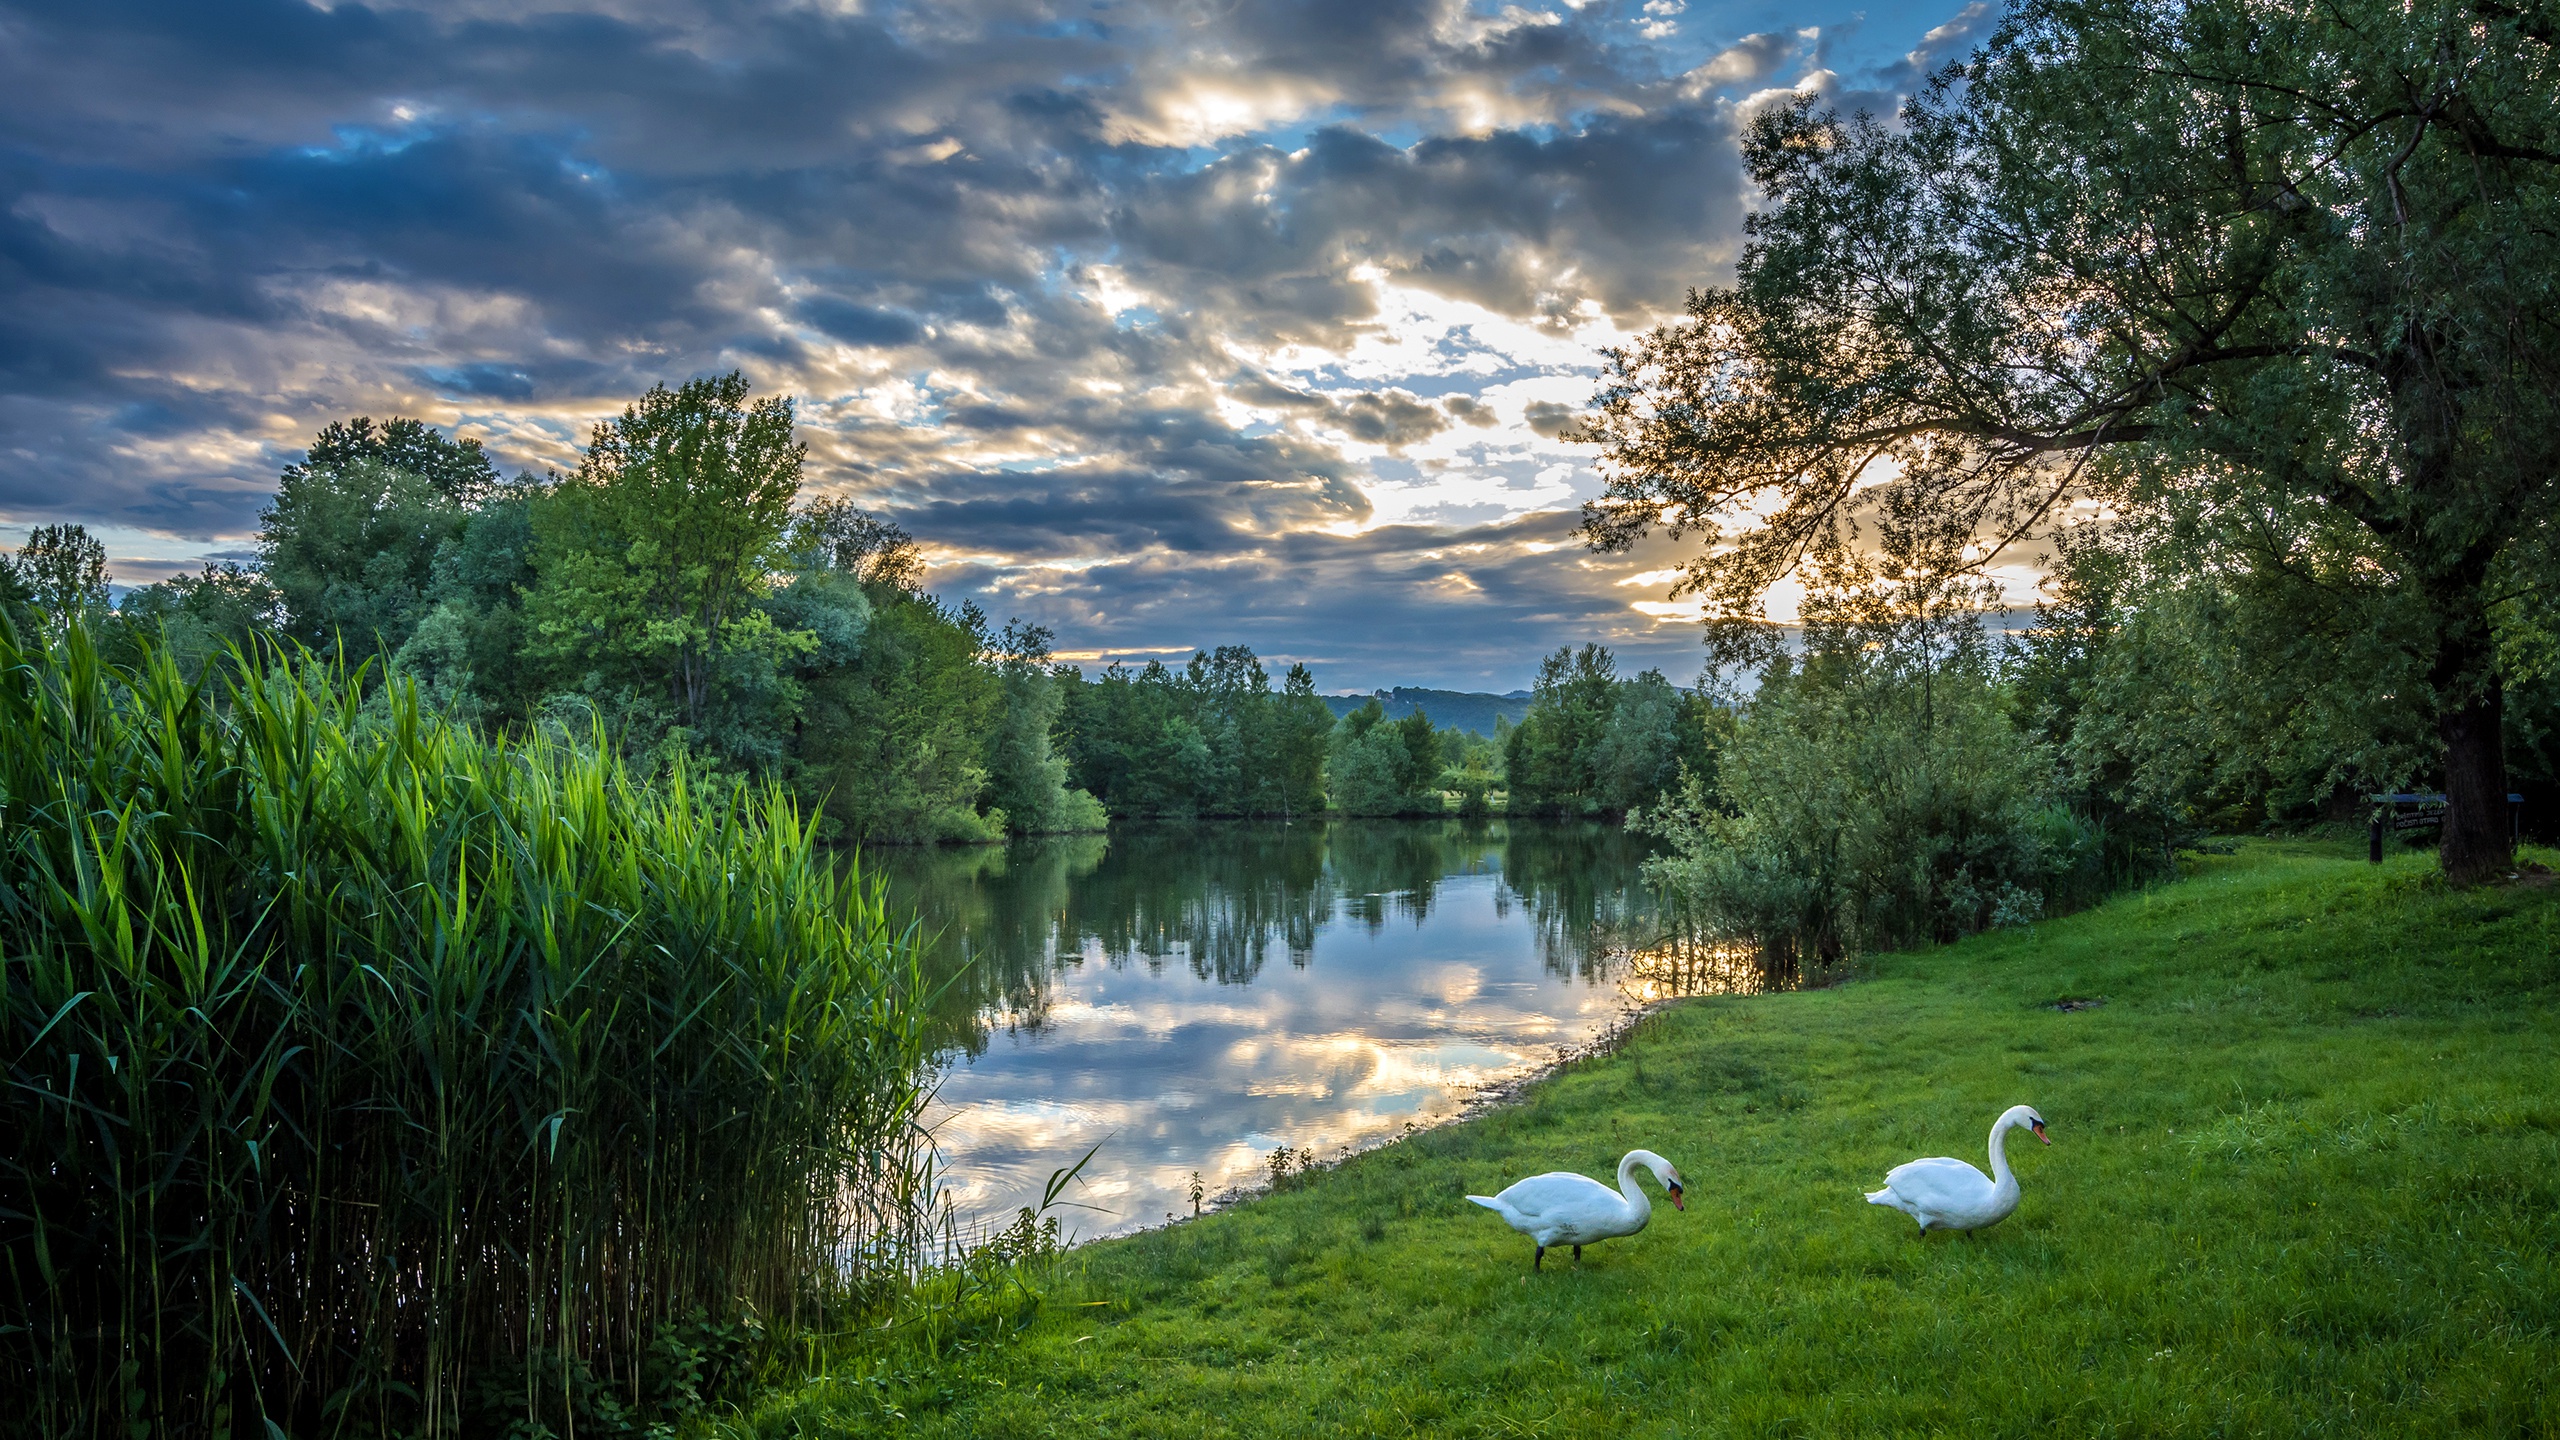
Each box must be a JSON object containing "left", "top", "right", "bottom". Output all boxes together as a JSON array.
[{"left": 1181, "top": 986, "right": 1707, "bottom": 1224}]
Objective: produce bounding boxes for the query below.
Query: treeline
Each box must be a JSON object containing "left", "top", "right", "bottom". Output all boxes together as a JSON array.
[
  {"left": 1031, "top": 643, "right": 1711, "bottom": 821},
  {"left": 0, "top": 380, "right": 1710, "bottom": 840},
  {"left": 1501, "top": 645, "right": 1717, "bottom": 817}
]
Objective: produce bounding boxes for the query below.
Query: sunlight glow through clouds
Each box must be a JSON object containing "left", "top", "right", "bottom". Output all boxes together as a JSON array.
[
  {"left": 1, "top": 0, "right": 2008, "bottom": 688},
  {"left": 1249, "top": 275, "right": 1633, "bottom": 532}
]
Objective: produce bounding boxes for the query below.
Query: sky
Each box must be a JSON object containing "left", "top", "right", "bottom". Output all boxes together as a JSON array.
[{"left": 0, "top": 0, "right": 1998, "bottom": 692}]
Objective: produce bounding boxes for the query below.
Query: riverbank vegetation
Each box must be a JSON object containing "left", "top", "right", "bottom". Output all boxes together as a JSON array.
[
  {"left": 0, "top": 623, "right": 938, "bottom": 1438},
  {"left": 876, "top": 820, "right": 1658, "bottom": 1054},
  {"left": 1580, "top": 0, "right": 2560, "bottom": 885},
  {"left": 723, "top": 839, "right": 2560, "bottom": 1438}
]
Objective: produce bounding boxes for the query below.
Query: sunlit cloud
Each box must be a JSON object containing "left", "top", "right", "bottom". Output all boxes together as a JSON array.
[{"left": 0, "top": 0, "right": 1997, "bottom": 688}]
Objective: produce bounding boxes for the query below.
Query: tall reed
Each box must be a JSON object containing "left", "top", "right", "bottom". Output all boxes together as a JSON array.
[{"left": 0, "top": 620, "right": 938, "bottom": 1437}]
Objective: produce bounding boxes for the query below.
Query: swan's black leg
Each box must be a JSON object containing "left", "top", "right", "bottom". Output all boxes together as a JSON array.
[
  {"left": 1534, "top": 1244, "right": 1545, "bottom": 1270},
  {"left": 1572, "top": 1245, "right": 1583, "bottom": 1264}
]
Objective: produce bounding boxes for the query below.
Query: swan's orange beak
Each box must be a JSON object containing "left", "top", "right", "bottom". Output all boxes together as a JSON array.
[
  {"left": 2032, "top": 1120, "right": 2050, "bottom": 1145},
  {"left": 1669, "top": 1182, "right": 1684, "bottom": 1211}
]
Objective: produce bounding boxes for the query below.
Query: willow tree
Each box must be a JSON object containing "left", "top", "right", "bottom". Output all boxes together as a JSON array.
[{"left": 1580, "top": 0, "right": 2560, "bottom": 883}]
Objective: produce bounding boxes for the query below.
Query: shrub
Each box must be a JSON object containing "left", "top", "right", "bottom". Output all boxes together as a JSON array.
[
  {"left": 1637, "top": 540, "right": 2094, "bottom": 967},
  {"left": 1641, "top": 670, "right": 2085, "bottom": 966}
]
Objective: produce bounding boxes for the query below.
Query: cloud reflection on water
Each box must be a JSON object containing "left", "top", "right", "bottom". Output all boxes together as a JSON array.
[{"left": 877, "top": 819, "right": 1770, "bottom": 1240}]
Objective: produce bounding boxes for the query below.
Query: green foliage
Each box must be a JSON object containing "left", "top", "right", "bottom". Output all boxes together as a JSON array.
[
  {"left": 728, "top": 840, "right": 2560, "bottom": 1438},
  {"left": 0, "top": 620, "right": 936, "bottom": 1439},
  {"left": 285, "top": 414, "right": 501, "bottom": 506},
  {"left": 1324, "top": 723, "right": 1407, "bottom": 817},
  {"left": 2013, "top": 512, "right": 2442, "bottom": 852},
  {"left": 802, "top": 585, "right": 1004, "bottom": 843},
  {"left": 523, "top": 372, "right": 812, "bottom": 762},
  {"left": 1641, "top": 535, "right": 2092, "bottom": 963},
  {"left": 391, "top": 483, "right": 547, "bottom": 724},
  {"left": 1588, "top": 665, "right": 1697, "bottom": 814},
  {"left": 260, "top": 454, "right": 469, "bottom": 661},
  {"left": 108, "top": 562, "right": 282, "bottom": 676},
  {"left": 1058, "top": 649, "right": 1332, "bottom": 818},
  {"left": 982, "top": 621, "right": 1109, "bottom": 835},
  {"left": 95, "top": 393, "right": 1516, "bottom": 848},
  {"left": 1328, "top": 703, "right": 1445, "bottom": 816},
  {"left": 1438, "top": 727, "right": 1504, "bottom": 818},
  {"left": 463, "top": 1310, "right": 764, "bottom": 1440},
  {"left": 1505, "top": 643, "right": 1712, "bottom": 817},
  {"left": 1581, "top": 0, "right": 2560, "bottom": 881},
  {"left": 0, "top": 544, "right": 30, "bottom": 631},
  {"left": 788, "top": 495, "right": 928, "bottom": 591},
  {"left": 5, "top": 523, "right": 110, "bottom": 636}
]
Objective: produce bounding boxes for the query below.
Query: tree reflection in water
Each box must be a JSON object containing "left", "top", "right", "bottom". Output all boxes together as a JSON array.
[
  {"left": 869, "top": 819, "right": 1720, "bottom": 1061},
  {"left": 868, "top": 819, "right": 1803, "bottom": 1235}
]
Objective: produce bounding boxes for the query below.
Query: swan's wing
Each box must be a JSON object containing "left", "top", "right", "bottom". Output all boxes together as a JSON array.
[
  {"left": 1879, "top": 1157, "right": 1995, "bottom": 1211},
  {"left": 1490, "top": 1171, "right": 1615, "bottom": 1221}
]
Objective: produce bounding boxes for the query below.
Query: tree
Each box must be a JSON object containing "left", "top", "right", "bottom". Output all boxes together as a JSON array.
[
  {"left": 261, "top": 455, "right": 467, "bottom": 662},
  {"left": 787, "top": 497, "right": 926, "bottom": 590},
  {"left": 7, "top": 524, "right": 109, "bottom": 635},
  {"left": 1581, "top": 0, "right": 2560, "bottom": 882},
  {"left": 524, "top": 373, "right": 810, "bottom": 743},
  {"left": 1391, "top": 708, "right": 1441, "bottom": 800},
  {"left": 1588, "top": 668, "right": 1700, "bottom": 816},
  {"left": 0, "top": 545, "right": 31, "bottom": 633},
  {"left": 283, "top": 416, "right": 500, "bottom": 506},
  {"left": 801, "top": 589, "right": 1001, "bottom": 842},
  {"left": 1272, "top": 664, "right": 1335, "bottom": 816},
  {"left": 391, "top": 482, "right": 547, "bottom": 724},
  {"left": 981, "top": 620, "right": 1107, "bottom": 834},
  {"left": 1504, "top": 644, "right": 1621, "bottom": 815},
  {"left": 1639, "top": 542, "right": 2087, "bottom": 964},
  {"left": 1328, "top": 702, "right": 1444, "bottom": 816},
  {"left": 2010, "top": 509, "right": 2438, "bottom": 858},
  {"left": 113, "top": 562, "right": 283, "bottom": 675},
  {"left": 1055, "top": 646, "right": 1333, "bottom": 818}
]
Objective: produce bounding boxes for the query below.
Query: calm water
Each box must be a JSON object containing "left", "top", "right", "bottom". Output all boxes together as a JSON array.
[{"left": 872, "top": 820, "right": 1764, "bottom": 1241}]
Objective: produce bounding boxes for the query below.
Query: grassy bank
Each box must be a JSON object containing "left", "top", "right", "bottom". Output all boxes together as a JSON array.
[{"left": 731, "top": 840, "right": 2560, "bottom": 1437}]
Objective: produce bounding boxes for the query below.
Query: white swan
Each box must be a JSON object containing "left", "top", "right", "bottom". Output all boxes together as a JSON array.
[
  {"left": 1468, "top": 1149, "right": 1684, "bottom": 1268},
  {"left": 1865, "top": 1104, "right": 2049, "bottom": 1234}
]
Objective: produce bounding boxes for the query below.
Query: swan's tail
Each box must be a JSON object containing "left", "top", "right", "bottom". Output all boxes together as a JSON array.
[
  {"left": 1466, "top": 1195, "right": 1504, "bottom": 1213},
  {"left": 1863, "top": 1187, "right": 1894, "bottom": 1206}
]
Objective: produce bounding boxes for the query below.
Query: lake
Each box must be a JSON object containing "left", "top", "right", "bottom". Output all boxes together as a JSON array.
[{"left": 873, "top": 819, "right": 1768, "bottom": 1242}]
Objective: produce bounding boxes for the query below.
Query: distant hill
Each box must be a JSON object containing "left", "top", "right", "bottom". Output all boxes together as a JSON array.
[{"left": 1322, "top": 687, "right": 1531, "bottom": 738}]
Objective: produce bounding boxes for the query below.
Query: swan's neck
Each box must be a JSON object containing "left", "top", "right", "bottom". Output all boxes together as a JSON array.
[
  {"left": 1616, "top": 1155, "right": 1654, "bottom": 1221},
  {"left": 1986, "top": 1117, "right": 2020, "bottom": 1191}
]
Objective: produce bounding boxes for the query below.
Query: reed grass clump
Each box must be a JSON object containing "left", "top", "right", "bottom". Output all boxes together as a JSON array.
[{"left": 0, "top": 621, "right": 938, "bottom": 1438}]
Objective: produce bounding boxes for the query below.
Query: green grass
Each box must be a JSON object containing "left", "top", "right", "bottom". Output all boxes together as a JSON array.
[{"left": 730, "top": 840, "right": 2560, "bottom": 1438}]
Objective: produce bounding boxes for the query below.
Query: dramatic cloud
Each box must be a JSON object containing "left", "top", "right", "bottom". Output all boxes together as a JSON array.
[{"left": 0, "top": 0, "right": 1987, "bottom": 688}]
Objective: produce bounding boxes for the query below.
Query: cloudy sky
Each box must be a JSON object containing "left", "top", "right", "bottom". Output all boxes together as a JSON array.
[{"left": 0, "top": 0, "right": 1992, "bottom": 691}]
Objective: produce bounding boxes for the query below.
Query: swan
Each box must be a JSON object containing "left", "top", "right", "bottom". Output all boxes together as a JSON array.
[
  {"left": 1468, "top": 1150, "right": 1684, "bottom": 1268},
  {"left": 1865, "top": 1104, "right": 2049, "bottom": 1234}
]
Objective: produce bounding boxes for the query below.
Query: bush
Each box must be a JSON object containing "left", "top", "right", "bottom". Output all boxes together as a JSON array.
[
  {"left": 0, "top": 621, "right": 936, "bottom": 1438},
  {"left": 1638, "top": 543, "right": 2094, "bottom": 966},
  {"left": 1642, "top": 668, "right": 2083, "bottom": 966}
]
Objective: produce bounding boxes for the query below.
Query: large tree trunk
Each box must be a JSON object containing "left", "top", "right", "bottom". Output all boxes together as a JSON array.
[{"left": 2437, "top": 675, "right": 2512, "bottom": 886}]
